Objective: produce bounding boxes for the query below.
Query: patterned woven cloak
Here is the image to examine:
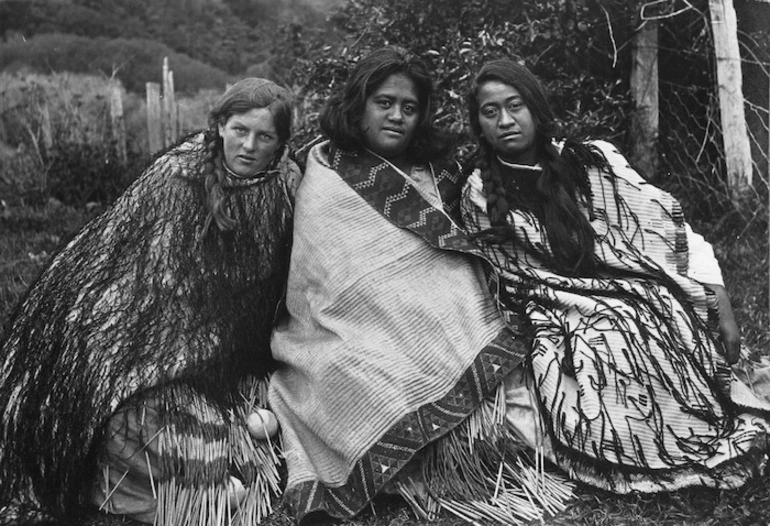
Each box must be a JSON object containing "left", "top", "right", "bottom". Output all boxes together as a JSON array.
[
  {"left": 268, "top": 142, "right": 530, "bottom": 522},
  {"left": 462, "top": 139, "right": 770, "bottom": 494},
  {"left": 0, "top": 133, "right": 298, "bottom": 519}
]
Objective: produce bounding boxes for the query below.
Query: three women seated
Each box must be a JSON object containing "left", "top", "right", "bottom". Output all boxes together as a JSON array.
[{"left": 1, "top": 46, "right": 767, "bottom": 526}]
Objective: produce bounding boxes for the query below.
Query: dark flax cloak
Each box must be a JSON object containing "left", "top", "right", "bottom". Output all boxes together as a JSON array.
[{"left": 0, "top": 133, "right": 297, "bottom": 517}]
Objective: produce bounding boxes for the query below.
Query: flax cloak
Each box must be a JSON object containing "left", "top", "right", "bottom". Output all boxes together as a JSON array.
[
  {"left": 0, "top": 133, "right": 298, "bottom": 519},
  {"left": 462, "top": 139, "right": 770, "bottom": 493},
  {"left": 268, "top": 142, "right": 527, "bottom": 521}
]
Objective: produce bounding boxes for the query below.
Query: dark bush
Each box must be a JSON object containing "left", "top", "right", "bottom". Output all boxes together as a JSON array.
[{"left": 46, "top": 141, "right": 146, "bottom": 207}]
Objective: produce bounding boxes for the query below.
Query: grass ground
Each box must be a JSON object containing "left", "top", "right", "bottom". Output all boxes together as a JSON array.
[{"left": 1, "top": 194, "right": 769, "bottom": 525}]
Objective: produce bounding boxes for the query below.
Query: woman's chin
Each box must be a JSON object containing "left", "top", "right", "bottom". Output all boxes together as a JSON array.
[{"left": 232, "top": 161, "right": 267, "bottom": 177}]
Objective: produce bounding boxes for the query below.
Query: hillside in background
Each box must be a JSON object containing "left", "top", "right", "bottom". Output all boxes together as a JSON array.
[{"left": 0, "top": 0, "right": 346, "bottom": 93}]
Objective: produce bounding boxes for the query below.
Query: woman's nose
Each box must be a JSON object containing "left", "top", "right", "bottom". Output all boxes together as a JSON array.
[
  {"left": 242, "top": 134, "right": 257, "bottom": 151},
  {"left": 388, "top": 105, "right": 406, "bottom": 122},
  {"left": 498, "top": 108, "right": 515, "bottom": 127}
]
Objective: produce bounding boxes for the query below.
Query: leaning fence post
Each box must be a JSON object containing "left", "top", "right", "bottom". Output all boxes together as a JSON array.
[
  {"left": 146, "top": 81, "right": 163, "bottom": 154},
  {"left": 162, "top": 57, "right": 178, "bottom": 147}
]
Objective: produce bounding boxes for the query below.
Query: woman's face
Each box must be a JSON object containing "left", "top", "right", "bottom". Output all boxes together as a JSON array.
[
  {"left": 359, "top": 73, "right": 420, "bottom": 162},
  {"left": 218, "top": 107, "right": 281, "bottom": 177},
  {"left": 476, "top": 80, "right": 537, "bottom": 165}
]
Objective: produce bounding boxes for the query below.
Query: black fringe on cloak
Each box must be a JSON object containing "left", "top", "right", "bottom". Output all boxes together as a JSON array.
[{"left": 0, "top": 132, "right": 295, "bottom": 519}]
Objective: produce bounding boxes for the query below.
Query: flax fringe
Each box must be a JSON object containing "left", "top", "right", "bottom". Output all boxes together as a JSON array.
[
  {"left": 154, "top": 377, "right": 283, "bottom": 526},
  {"left": 397, "top": 383, "right": 574, "bottom": 525}
]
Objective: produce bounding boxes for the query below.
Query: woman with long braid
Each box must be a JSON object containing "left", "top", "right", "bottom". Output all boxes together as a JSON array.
[
  {"left": 0, "top": 78, "right": 298, "bottom": 525},
  {"left": 461, "top": 58, "right": 770, "bottom": 498}
]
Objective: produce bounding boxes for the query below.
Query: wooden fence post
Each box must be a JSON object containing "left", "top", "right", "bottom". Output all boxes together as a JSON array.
[
  {"left": 709, "top": 0, "right": 752, "bottom": 202},
  {"left": 109, "top": 81, "right": 127, "bottom": 165},
  {"left": 630, "top": 19, "right": 659, "bottom": 179},
  {"left": 40, "top": 102, "right": 53, "bottom": 154},
  {"left": 146, "top": 82, "right": 163, "bottom": 154},
  {"left": 162, "top": 57, "right": 178, "bottom": 147}
]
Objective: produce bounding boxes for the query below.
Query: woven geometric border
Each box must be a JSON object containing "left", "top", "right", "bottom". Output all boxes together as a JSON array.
[
  {"left": 284, "top": 327, "right": 527, "bottom": 520},
  {"left": 330, "top": 146, "right": 481, "bottom": 256}
]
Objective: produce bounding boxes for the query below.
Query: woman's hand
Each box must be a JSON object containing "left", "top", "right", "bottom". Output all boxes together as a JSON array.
[{"left": 705, "top": 283, "right": 741, "bottom": 364}]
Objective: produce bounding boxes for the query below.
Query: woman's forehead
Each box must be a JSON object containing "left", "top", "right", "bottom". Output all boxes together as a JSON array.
[
  {"left": 226, "top": 107, "right": 276, "bottom": 131},
  {"left": 477, "top": 81, "right": 522, "bottom": 104},
  {"left": 370, "top": 73, "right": 419, "bottom": 101}
]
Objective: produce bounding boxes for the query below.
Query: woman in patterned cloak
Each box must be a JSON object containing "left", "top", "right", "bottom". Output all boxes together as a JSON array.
[
  {"left": 461, "top": 58, "right": 770, "bottom": 498},
  {"left": 0, "top": 78, "right": 298, "bottom": 525},
  {"left": 266, "top": 46, "right": 534, "bottom": 524}
]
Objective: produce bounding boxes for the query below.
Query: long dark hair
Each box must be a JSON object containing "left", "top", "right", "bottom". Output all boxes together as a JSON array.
[
  {"left": 468, "top": 59, "right": 602, "bottom": 275},
  {"left": 319, "top": 46, "right": 451, "bottom": 164}
]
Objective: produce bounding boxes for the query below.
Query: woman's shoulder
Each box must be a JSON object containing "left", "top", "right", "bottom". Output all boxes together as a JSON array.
[
  {"left": 144, "top": 133, "right": 207, "bottom": 182},
  {"left": 311, "top": 140, "right": 332, "bottom": 161},
  {"left": 305, "top": 140, "right": 334, "bottom": 170},
  {"left": 562, "top": 139, "right": 649, "bottom": 187},
  {"left": 277, "top": 147, "right": 304, "bottom": 198}
]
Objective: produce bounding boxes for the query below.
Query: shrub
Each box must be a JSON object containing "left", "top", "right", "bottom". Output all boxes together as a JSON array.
[
  {"left": 0, "top": 72, "right": 150, "bottom": 206},
  {"left": 46, "top": 141, "right": 145, "bottom": 207}
]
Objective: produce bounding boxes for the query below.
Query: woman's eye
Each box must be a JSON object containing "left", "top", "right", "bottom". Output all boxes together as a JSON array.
[
  {"left": 507, "top": 101, "right": 523, "bottom": 112},
  {"left": 403, "top": 104, "right": 417, "bottom": 116},
  {"left": 376, "top": 99, "right": 392, "bottom": 109},
  {"left": 481, "top": 107, "right": 498, "bottom": 119}
]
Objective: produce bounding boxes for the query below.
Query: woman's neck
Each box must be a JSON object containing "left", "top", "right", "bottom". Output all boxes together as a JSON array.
[
  {"left": 366, "top": 148, "right": 412, "bottom": 175},
  {"left": 221, "top": 158, "right": 273, "bottom": 180},
  {"left": 496, "top": 155, "right": 542, "bottom": 172}
]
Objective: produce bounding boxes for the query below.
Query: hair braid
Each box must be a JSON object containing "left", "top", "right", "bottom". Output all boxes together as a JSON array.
[
  {"left": 467, "top": 59, "right": 600, "bottom": 275},
  {"left": 478, "top": 155, "right": 510, "bottom": 227},
  {"left": 201, "top": 130, "right": 236, "bottom": 238},
  {"left": 536, "top": 142, "right": 596, "bottom": 274}
]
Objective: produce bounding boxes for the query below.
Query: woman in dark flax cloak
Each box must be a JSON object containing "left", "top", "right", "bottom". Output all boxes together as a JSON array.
[{"left": 0, "top": 78, "right": 298, "bottom": 525}]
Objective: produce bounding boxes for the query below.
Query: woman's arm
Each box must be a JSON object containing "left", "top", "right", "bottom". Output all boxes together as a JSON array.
[
  {"left": 685, "top": 225, "right": 739, "bottom": 364},
  {"left": 703, "top": 283, "right": 741, "bottom": 364}
]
